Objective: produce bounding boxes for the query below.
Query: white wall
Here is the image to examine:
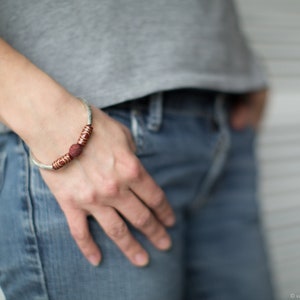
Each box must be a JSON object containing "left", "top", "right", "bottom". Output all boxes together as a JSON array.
[{"left": 236, "top": 1, "right": 300, "bottom": 299}]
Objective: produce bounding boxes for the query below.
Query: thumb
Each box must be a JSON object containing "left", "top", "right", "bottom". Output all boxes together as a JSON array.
[{"left": 230, "top": 100, "right": 251, "bottom": 130}]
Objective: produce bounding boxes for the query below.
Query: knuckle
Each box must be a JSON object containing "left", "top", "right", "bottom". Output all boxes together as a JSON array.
[
  {"left": 80, "top": 188, "right": 98, "bottom": 205},
  {"left": 134, "top": 211, "right": 152, "bottom": 229},
  {"left": 58, "top": 194, "right": 73, "bottom": 209},
  {"left": 121, "top": 239, "right": 134, "bottom": 253},
  {"left": 102, "top": 180, "right": 119, "bottom": 198},
  {"left": 150, "top": 191, "right": 165, "bottom": 209},
  {"left": 125, "top": 158, "right": 142, "bottom": 180},
  {"left": 70, "top": 227, "right": 88, "bottom": 243},
  {"left": 107, "top": 221, "right": 128, "bottom": 240}
]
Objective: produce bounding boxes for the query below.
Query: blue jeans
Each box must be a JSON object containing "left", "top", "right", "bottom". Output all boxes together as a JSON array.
[{"left": 0, "top": 88, "right": 274, "bottom": 300}]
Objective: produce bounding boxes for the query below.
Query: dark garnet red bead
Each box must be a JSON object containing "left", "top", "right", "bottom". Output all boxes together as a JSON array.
[{"left": 69, "top": 144, "right": 83, "bottom": 158}]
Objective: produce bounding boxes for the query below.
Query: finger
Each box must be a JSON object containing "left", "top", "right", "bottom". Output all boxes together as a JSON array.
[
  {"left": 65, "top": 209, "right": 102, "bottom": 266},
  {"left": 94, "top": 206, "right": 149, "bottom": 267},
  {"left": 230, "top": 102, "right": 251, "bottom": 130},
  {"left": 127, "top": 161, "right": 176, "bottom": 227},
  {"left": 115, "top": 193, "right": 172, "bottom": 251}
]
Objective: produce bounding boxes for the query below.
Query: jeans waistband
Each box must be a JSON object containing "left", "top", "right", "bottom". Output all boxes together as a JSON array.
[{"left": 118, "top": 88, "right": 227, "bottom": 113}]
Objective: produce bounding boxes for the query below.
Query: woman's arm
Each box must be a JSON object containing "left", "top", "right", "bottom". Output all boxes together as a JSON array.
[{"left": 0, "top": 38, "right": 175, "bottom": 267}]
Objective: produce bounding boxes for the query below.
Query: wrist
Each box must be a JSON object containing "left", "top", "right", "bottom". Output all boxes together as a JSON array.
[
  {"left": 0, "top": 39, "right": 96, "bottom": 168},
  {"left": 30, "top": 97, "right": 93, "bottom": 170},
  {"left": 26, "top": 94, "right": 88, "bottom": 165}
]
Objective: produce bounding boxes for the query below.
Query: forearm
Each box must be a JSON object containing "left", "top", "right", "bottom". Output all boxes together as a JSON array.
[{"left": 0, "top": 38, "right": 84, "bottom": 157}]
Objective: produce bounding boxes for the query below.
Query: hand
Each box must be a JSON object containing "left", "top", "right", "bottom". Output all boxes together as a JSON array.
[
  {"left": 33, "top": 99, "right": 176, "bottom": 267},
  {"left": 230, "top": 88, "right": 269, "bottom": 131},
  {"left": 0, "top": 38, "right": 175, "bottom": 267}
]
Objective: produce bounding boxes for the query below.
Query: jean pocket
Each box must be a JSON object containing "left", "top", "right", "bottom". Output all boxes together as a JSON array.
[{"left": 102, "top": 106, "right": 151, "bottom": 156}]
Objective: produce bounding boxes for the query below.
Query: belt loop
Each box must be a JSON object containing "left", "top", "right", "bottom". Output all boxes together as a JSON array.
[
  {"left": 214, "top": 93, "right": 227, "bottom": 126},
  {"left": 147, "top": 91, "right": 163, "bottom": 132}
]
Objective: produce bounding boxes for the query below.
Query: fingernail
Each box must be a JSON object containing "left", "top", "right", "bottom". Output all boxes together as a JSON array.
[
  {"left": 165, "top": 215, "right": 176, "bottom": 227},
  {"left": 134, "top": 252, "right": 149, "bottom": 267},
  {"left": 88, "top": 254, "right": 101, "bottom": 267},
  {"left": 157, "top": 236, "right": 172, "bottom": 250}
]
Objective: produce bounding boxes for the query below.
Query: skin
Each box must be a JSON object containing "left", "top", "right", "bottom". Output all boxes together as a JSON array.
[
  {"left": 230, "top": 89, "right": 268, "bottom": 130},
  {"left": 0, "top": 38, "right": 267, "bottom": 267}
]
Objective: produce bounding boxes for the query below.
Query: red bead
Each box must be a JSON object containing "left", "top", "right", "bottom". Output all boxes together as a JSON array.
[{"left": 69, "top": 144, "right": 83, "bottom": 158}]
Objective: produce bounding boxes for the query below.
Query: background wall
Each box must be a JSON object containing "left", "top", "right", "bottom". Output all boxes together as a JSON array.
[{"left": 236, "top": 1, "right": 300, "bottom": 299}]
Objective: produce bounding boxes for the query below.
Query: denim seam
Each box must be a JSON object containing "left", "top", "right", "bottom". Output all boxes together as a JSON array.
[
  {"left": 130, "top": 107, "right": 145, "bottom": 155},
  {"left": 0, "top": 152, "right": 7, "bottom": 194},
  {"left": 19, "top": 139, "right": 50, "bottom": 300},
  {"left": 187, "top": 95, "right": 231, "bottom": 212},
  {"left": 126, "top": 106, "right": 211, "bottom": 118}
]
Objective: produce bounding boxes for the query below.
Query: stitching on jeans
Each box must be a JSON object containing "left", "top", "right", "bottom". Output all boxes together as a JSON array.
[
  {"left": 130, "top": 108, "right": 144, "bottom": 154},
  {"left": 19, "top": 138, "right": 51, "bottom": 300},
  {"left": 187, "top": 95, "right": 231, "bottom": 212},
  {"left": 0, "top": 151, "right": 7, "bottom": 194}
]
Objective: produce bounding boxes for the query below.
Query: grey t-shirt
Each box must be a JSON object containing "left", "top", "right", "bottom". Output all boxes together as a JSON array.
[{"left": 0, "top": 0, "right": 267, "bottom": 108}]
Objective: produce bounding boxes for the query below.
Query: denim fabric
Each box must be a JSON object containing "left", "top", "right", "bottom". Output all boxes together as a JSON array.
[{"left": 0, "top": 88, "right": 274, "bottom": 300}]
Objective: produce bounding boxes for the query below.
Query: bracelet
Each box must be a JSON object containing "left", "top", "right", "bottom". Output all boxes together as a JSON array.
[{"left": 29, "top": 97, "right": 93, "bottom": 170}]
